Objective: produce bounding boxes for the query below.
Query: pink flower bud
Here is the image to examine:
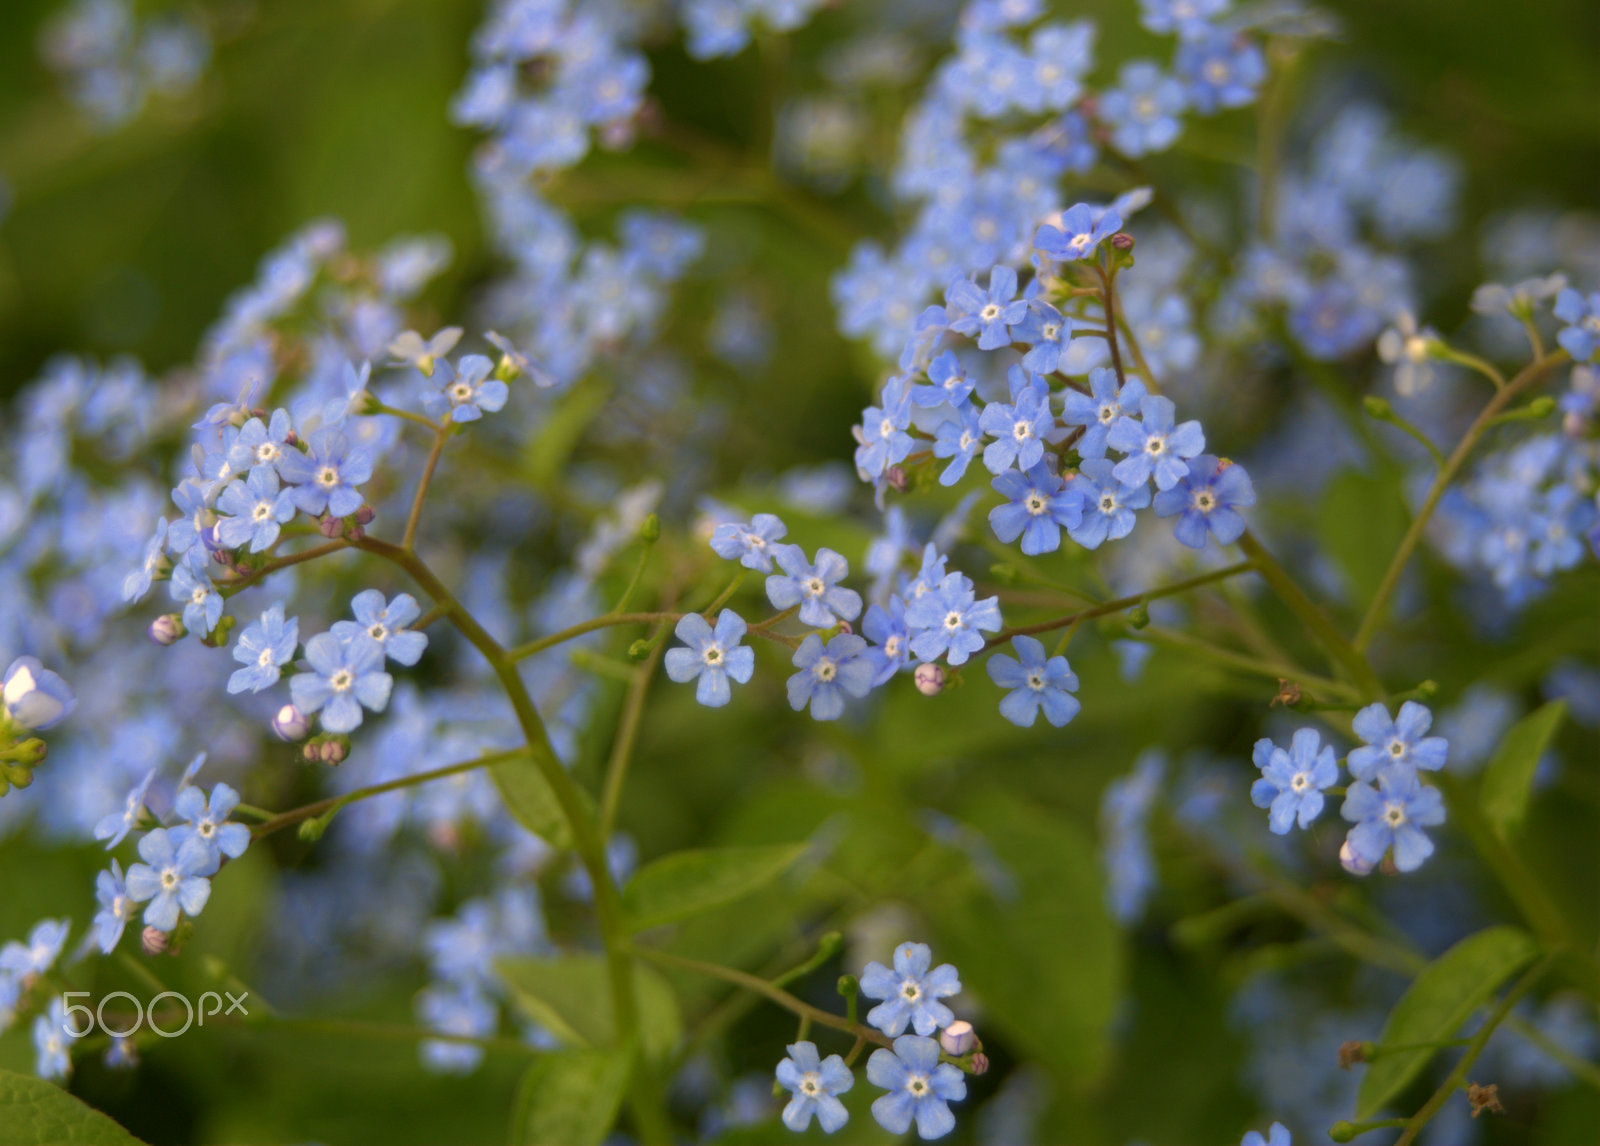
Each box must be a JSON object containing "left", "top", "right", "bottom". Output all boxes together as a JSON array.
[
  {"left": 273, "top": 704, "right": 309, "bottom": 741},
  {"left": 148, "top": 615, "right": 186, "bottom": 646},
  {"left": 940, "top": 1020, "right": 976, "bottom": 1056},
  {"left": 141, "top": 926, "right": 169, "bottom": 956},
  {"left": 914, "top": 663, "right": 945, "bottom": 696}
]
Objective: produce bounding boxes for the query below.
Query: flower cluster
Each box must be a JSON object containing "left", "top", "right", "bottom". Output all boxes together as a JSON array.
[
  {"left": 40, "top": 0, "right": 210, "bottom": 131},
  {"left": 774, "top": 941, "right": 972, "bottom": 1139}
]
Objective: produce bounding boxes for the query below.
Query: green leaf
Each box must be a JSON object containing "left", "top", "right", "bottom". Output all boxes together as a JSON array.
[
  {"left": 1357, "top": 926, "right": 1539, "bottom": 1119},
  {"left": 1480, "top": 700, "right": 1566, "bottom": 838},
  {"left": 490, "top": 750, "right": 584, "bottom": 850},
  {"left": 497, "top": 954, "right": 682, "bottom": 1061},
  {"left": 509, "top": 1048, "right": 632, "bottom": 1146},
  {"left": 0, "top": 1067, "right": 148, "bottom": 1146},
  {"left": 623, "top": 844, "right": 810, "bottom": 932}
]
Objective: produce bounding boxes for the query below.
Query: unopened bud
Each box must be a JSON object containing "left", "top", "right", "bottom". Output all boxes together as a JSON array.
[
  {"left": 1329, "top": 1121, "right": 1356, "bottom": 1144},
  {"left": 273, "top": 704, "right": 309, "bottom": 741},
  {"left": 1526, "top": 396, "right": 1556, "bottom": 419},
  {"left": 351, "top": 389, "right": 382, "bottom": 416},
  {"left": 940, "top": 1020, "right": 977, "bottom": 1056},
  {"left": 1111, "top": 232, "right": 1134, "bottom": 251},
  {"left": 969, "top": 1052, "right": 989, "bottom": 1075},
  {"left": 1, "top": 760, "right": 37, "bottom": 794},
  {"left": 1363, "top": 395, "right": 1393, "bottom": 419},
  {"left": 141, "top": 926, "right": 170, "bottom": 956},
  {"left": 640, "top": 513, "right": 660, "bottom": 543},
  {"left": 914, "top": 663, "right": 945, "bottom": 696},
  {"left": 302, "top": 742, "right": 320, "bottom": 763},
  {"left": 836, "top": 974, "right": 858, "bottom": 999},
  {"left": 318, "top": 515, "right": 345, "bottom": 539},
  {"left": 149, "top": 615, "right": 186, "bottom": 646},
  {"left": 1339, "top": 839, "right": 1375, "bottom": 877},
  {"left": 354, "top": 505, "right": 376, "bottom": 526},
  {"left": 627, "top": 639, "right": 652, "bottom": 660},
  {"left": 834, "top": 620, "right": 853, "bottom": 636},
  {"left": 201, "top": 614, "right": 236, "bottom": 649},
  {"left": 1127, "top": 604, "right": 1150, "bottom": 629},
  {"left": 886, "top": 465, "right": 909, "bottom": 493},
  {"left": 1337, "top": 1040, "right": 1369, "bottom": 1069},
  {"left": 11, "top": 738, "right": 48, "bottom": 766},
  {"left": 318, "top": 736, "right": 349, "bottom": 766}
]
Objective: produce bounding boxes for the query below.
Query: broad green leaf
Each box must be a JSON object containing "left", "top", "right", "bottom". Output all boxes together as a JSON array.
[
  {"left": 1480, "top": 701, "right": 1566, "bottom": 838},
  {"left": 509, "top": 1048, "right": 632, "bottom": 1146},
  {"left": 0, "top": 1067, "right": 148, "bottom": 1146},
  {"left": 1357, "top": 926, "right": 1539, "bottom": 1119},
  {"left": 498, "top": 954, "right": 681, "bottom": 1061},
  {"left": 623, "top": 844, "right": 810, "bottom": 932},
  {"left": 491, "top": 750, "right": 582, "bottom": 850}
]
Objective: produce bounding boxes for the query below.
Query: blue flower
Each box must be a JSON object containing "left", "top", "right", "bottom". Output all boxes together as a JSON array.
[
  {"left": 422, "top": 354, "right": 509, "bottom": 423},
  {"left": 1099, "top": 60, "right": 1187, "bottom": 156},
  {"left": 1034, "top": 202, "right": 1122, "bottom": 263},
  {"left": 123, "top": 517, "right": 169, "bottom": 602},
  {"left": 332, "top": 590, "right": 429, "bottom": 667},
  {"left": 2, "top": 655, "right": 77, "bottom": 731},
  {"left": 1241, "top": 1123, "right": 1292, "bottom": 1146},
  {"left": 787, "top": 633, "right": 876, "bottom": 721},
  {"left": 1107, "top": 394, "right": 1206, "bottom": 491},
  {"left": 289, "top": 633, "right": 394, "bottom": 733},
  {"left": 776, "top": 1040, "right": 853, "bottom": 1133},
  {"left": 125, "top": 828, "right": 214, "bottom": 931},
  {"left": 933, "top": 405, "right": 985, "bottom": 487},
  {"left": 978, "top": 386, "right": 1051, "bottom": 474},
  {"left": 860, "top": 941, "right": 962, "bottom": 1037},
  {"left": 1250, "top": 728, "right": 1339, "bottom": 834},
  {"left": 166, "top": 478, "right": 213, "bottom": 566},
  {"left": 1101, "top": 751, "right": 1165, "bottom": 921},
  {"left": 215, "top": 466, "right": 296, "bottom": 552},
  {"left": 388, "top": 327, "right": 462, "bottom": 376},
  {"left": 229, "top": 602, "right": 299, "bottom": 694},
  {"left": 867, "top": 1035, "right": 967, "bottom": 1139},
  {"left": 664, "top": 609, "right": 755, "bottom": 707},
  {"left": 1347, "top": 700, "right": 1449, "bottom": 782},
  {"left": 94, "top": 767, "right": 157, "bottom": 849},
  {"left": 911, "top": 351, "right": 974, "bottom": 410},
  {"left": 1554, "top": 288, "right": 1600, "bottom": 361},
  {"left": 1176, "top": 30, "right": 1266, "bottom": 114},
  {"left": 1341, "top": 767, "right": 1446, "bottom": 873},
  {"left": 227, "top": 408, "right": 294, "bottom": 476},
  {"left": 170, "top": 564, "right": 224, "bottom": 635},
  {"left": 33, "top": 997, "right": 77, "bottom": 1081},
  {"left": 171, "top": 782, "right": 251, "bottom": 871},
  {"left": 710, "top": 513, "right": 788, "bottom": 572},
  {"left": 986, "top": 635, "right": 1081, "bottom": 727},
  {"left": 767, "top": 546, "right": 863, "bottom": 629},
  {"left": 416, "top": 982, "right": 496, "bottom": 1075},
  {"left": 1140, "top": 0, "right": 1228, "bottom": 39},
  {"left": 855, "top": 376, "right": 914, "bottom": 478},
  {"left": 905, "top": 572, "right": 1002, "bottom": 666},
  {"left": 1067, "top": 458, "right": 1151, "bottom": 548},
  {"left": 1061, "top": 368, "right": 1146, "bottom": 460},
  {"left": 278, "top": 427, "right": 374, "bottom": 518},
  {"left": 0, "top": 918, "right": 70, "bottom": 979},
  {"left": 1152, "top": 454, "right": 1255, "bottom": 547},
  {"left": 946, "top": 265, "right": 1027, "bottom": 350},
  {"left": 862, "top": 598, "right": 913, "bottom": 686},
  {"left": 989, "top": 461, "right": 1081, "bottom": 555},
  {"left": 93, "top": 861, "right": 134, "bottom": 954}
]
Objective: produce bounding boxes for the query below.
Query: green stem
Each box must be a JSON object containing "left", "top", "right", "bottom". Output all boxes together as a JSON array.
[
  {"left": 219, "top": 539, "right": 351, "bottom": 596},
  {"left": 509, "top": 612, "right": 681, "bottom": 661},
  {"left": 600, "top": 623, "right": 668, "bottom": 839},
  {"left": 1136, "top": 624, "right": 1360, "bottom": 702},
  {"left": 1097, "top": 264, "right": 1127, "bottom": 386},
  {"left": 1392, "top": 955, "right": 1554, "bottom": 1146},
  {"left": 1114, "top": 310, "right": 1163, "bottom": 394},
  {"left": 402, "top": 427, "right": 449, "bottom": 553},
  {"left": 612, "top": 540, "right": 655, "bottom": 615},
  {"left": 1236, "top": 531, "right": 1384, "bottom": 697},
  {"left": 1353, "top": 350, "right": 1569, "bottom": 653}
]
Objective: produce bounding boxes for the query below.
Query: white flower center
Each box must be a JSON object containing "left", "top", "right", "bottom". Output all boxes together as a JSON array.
[
  {"left": 980, "top": 303, "right": 1001, "bottom": 322},
  {"left": 879, "top": 417, "right": 895, "bottom": 438},
  {"left": 258, "top": 647, "right": 276, "bottom": 667},
  {"left": 330, "top": 669, "right": 354, "bottom": 692},
  {"left": 1384, "top": 802, "right": 1407, "bottom": 828},
  {"left": 1099, "top": 493, "right": 1118, "bottom": 514},
  {"left": 900, "top": 980, "right": 921, "bottom": 1000},
  {"left": 1025, "top": 492, "right": 1048, "bottom": 515},
  {"left": 943, "top": 610, "right": 963, "bottom": 631},
  {"left": 1145, "top": 435, "right": 1166, "bottom": 456},
  {"left": 884, "top": 635, "right": 902, "bottom": 657},
  {"left": 1387, "top": 739, "right": 1406, "bottom": 759},
  {"left": 1290, "top": 771, "right": 1311, "bottom": 793},
  {"left": 814, "top": 659, "right": 837, "bottom": 682},
  {"left": 450, "top": 382, "right": 473, "bottom": 403},
  {"left": 317, "top": 466, "right": 339, "bottom": 488},
  {"left": 702, "top": 643, "right": 723, "bottom": 666},
  {"left": 1012, "top": 420, "right": 1033, "bottom": 442},
  {"left": 1068, "top": 232, "right": 1091, "bottom": 254},
  {"left": 1205, "top": 59, "right": 1231, "bottom": 85},
  {"left": 800, "top": 1075, "right": 820, "bottom": 1096},
  {"left": 1026, "top": 670, "right": 1045, "bottom": 691},
  {"left": 252, "top": 502, "right": 272, "bottom": 522},
  {"left": 191, "top": 587, "right": 209, "bottom": 605},
  {"left": 161, "top": 869, "right": 179, "bottom": 890},
  {"left": 257, "top": 442, "right": 280, "bottom": 464},
  {"left": 805, "top": 577, "right": 826, "bottom": 597},
  {"left": 1194, "top": 490, "right": 1216, "bottom": 512},
  {"left": 368, "top": 623, "right": 388, "bottom": 642},
  {"left": 908, "top": 1075, "right": 929, "bottom": 1096}
]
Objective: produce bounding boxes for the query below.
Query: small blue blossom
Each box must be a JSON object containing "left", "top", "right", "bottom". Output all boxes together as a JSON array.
[
  {"left": 862, "top": 598, "right": 913, "bottom": 685},
  {"left": 710, "top": 513, "right": 788, "bottom": 572},
  {"left": 332, "top": 590, "right": 429, "bottom": 667},
  {"left": 775, "top": 1040, "right": 853, "bottom": 1134},
  {"left": 987, "top": 636, "right": 1080, "bottom": 727},
  {"left": 169, "top": 564, "right": 223, "bottom": 635},
  {"left": 1061, "top": 369, "right": 1146, "bottom": 460},
  {"left": 123, "top": 517, "right": 169, "bottom": 602},
  {"left": 1176, "top": 30, "right": 1266, "bottom": 114},
  {"left": 1241, "top": 1124, "right": 1293, "bottom": 1146},
  {"left": 1347, "top": 700, "right": 1449, "bottom": 782},
  {"left": 1067, "top": 458, "right": 1150, "bottom": 548},
  {"left": 166, "top": 478, "right": 213, "bottom": 566},
  {"left": 1101, "top": 750, "right": 1164, "bottom": 921},
  {"left": 905, "top": 572, "right": 1002, "bottom": 666},
  {"left": 1013, "top": 298, "right": 1071, "bottom": 373},
  {"left": 1099, "top": 60, "right": 1187, "bottom": 156},
  {"left": 911, "top": 351, "right": 974, "bottom": 410},
  {"left": 124, "top": 828, "right": 214, "bottom": 931},
  {"left": 422, "top": 354, "right": 509, "bottom": 423},
  {"left": 1341, "top": 767, "right": 1446, "bottom": 873},
  {"left": 855, "top": 376, "right": 914, "bottom": 479},
  {"left": 990, "top": 461, "right": 1081, "bottom": 555},
  {"left": 978, "top": 387, "right": 1052, "bottom": 475},
  {"left": 1107, "top": 394, "right": 1206, "bottom": 491},
  {"left": 171, "top": 782, "right": 251, "bottom": 870},
  {"left": 1554, "top": 288, "right": 1600, "bottom": 361},
  {"left": 227, "top": 408, "right": 294, "bottom": 476},
  {"left": 946, "top": 265, "right": 1027, "bottom": 351},
  {"left": 867, "top": 1034, "right": 967, "bottom": 1140},
  {"left": 215, "top": 466, "right": 296, "bottom": 552},
  {"left": 278, "top": 427, "right": 374, "bottom": 518},
  {"left": 767, "top": 546, "right": 863, "bottom": 629},
  {"left": 229, "top": 602, "right": 299, "bottom": 694},
  {"left": 416, "top": 982, "right": 496, "bottom": 1075},
  {"left": 860, "top": 941, "right": 962, "bottom": 1037},
  {"left": 664, "top": 609, "right": 755, "bottom": 707},
  {"left": 933, "top": 405, "right": 985, "bottom": 487},
  {"left": 1250, "top": 728, "right": 1339, "bottom": 834},
  {"left": 1139, "top": 0, "right": 1229, "bottom": 39},
  {"left": 93, "top": 861, "right": 133, "bottom": 954},
  {"left": 33, "top": 997, "right": 77, "bottom": 1081},
  {"left": 93, "top": 767, "right": 157, "bottom": 849},
  {"left": 787, "top": 633, "right": 876, "bottom": 721},
  {"left": 388, "top": 327, "right": 462, "bottom": 376},
  {"left": 1034, "top": 202, "right": 1122, "bottom": 264},
  {"left": 0, "top": 919, "right": 71, "bottom": 980},
  {"left": 289, "top": 633, "right": 394, "bottom": 734},
  {"left": 2, "top": 655, "right": 77, "bottom": 731},
  {"left": 1152, "top": 455, "right": 1255, "bottom": 548}
]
